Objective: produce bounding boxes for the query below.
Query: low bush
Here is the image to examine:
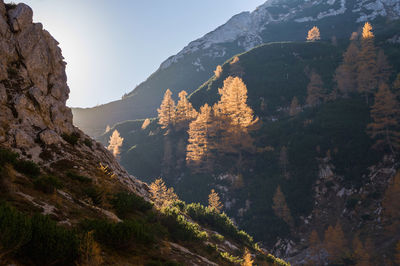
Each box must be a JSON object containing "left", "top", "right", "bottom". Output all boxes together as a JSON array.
[
  {"left": 83, "top": 186, "right": 104, "bottom": 205},
  {"left": 34, "top": 175, "right": 63, "bottom": 194},
  {"left": 0, "top": 148, "right": 40, "bottom": 178},
  {"left": 83, "top": 138, "right": 93, "bottom": 148},
  {"left": 67, "top": 171, "right": 92, "bottom": 183},
  {"left": 81, "top": 219, "right": 155, "bottom": 249},
  {"left": 62, "top": 132, "right": 80, "bottom": 145},
  {"left": 110, "top": 192, "right": 153, "bottom": 218}
]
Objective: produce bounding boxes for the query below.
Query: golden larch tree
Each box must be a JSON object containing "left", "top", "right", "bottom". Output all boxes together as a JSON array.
[
  {"left": 306, "top": 71, "right": 325, "bottom": 106},
  {"left": 324, "top": 222, "right": 347, "bottom": 262},
  {"left": 79, "top": 231, "right": 103, "bottom": 266},
  {"left": 158, "top": 89, "right": 176, "bottom": 130},
  {"left": 307, "top": 26, "right": 321, "bottom": 41},
  {"left": 377, "top": 49, "right": 392, "bottom": 86},
  {"left": 367, "top": 83, "right": 400, "bottom": 154},
  {"left": 208, "top": 189, "right": 223, "bottom": 213},
  {"left": 186, "top": 104, "right": 216, "bottom": 172},
  {"left": 357, "top": 22, "right": 378, "bottom": 104},
  {"left": 289, "top": 96, "right": 300, "bottom": 116},
  {"left": 382, "top": 172, "right": 400, "bottom": 233},
  {"left": 175, "top": 90, "right": 198, "bottom": 131},
  {"left": 308, "top": 229, "right": 322, "bottom": 264},
  {"left": 242, "top": 248, "right": 253, "bottom": 266},
  {"left": 272, "top": 185, "right": 294, "bottom": 227},
  {"left": 107, "top": 130, "right": 124, "bottom": 158},
  {"left": 214, "top": 65, "right": 223, "bottom": 78},
  {"left": 214, "top": 76, "right": 258, "bottom": 166},
  {"left": 149, "top": 178, "right": 178, "bottom": 209},
  {"left": 352, "top": 235, "right": 371, "bottom": 266},
  {"left": 335, "top": 42, "right": 359, "bottom": 97},
  {"left": 141, "top": 118, "right": 151, "bottom": 130},
  {"left": 229, "top": 56, "right": 245, "bottom": 77}
]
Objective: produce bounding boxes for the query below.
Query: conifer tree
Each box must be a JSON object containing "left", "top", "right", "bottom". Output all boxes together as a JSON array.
[
  {"left": 335, "top": 42, "right": 359, "bottom": 96},
  {"left": 158, "top": 89, "right": 176, "bottom": 130},
  {"left": 242, "top": 248, "right": 253, "bottom": 266},
  {"left": 272, "top": 185, "right": 294, "bottom": 227},
  {"left": 357, "top": 22, "right": 378, "bottom": 104},
  {"left": 306, "top": 71, "right": 325, "bottom": 106},
  {"left": 307, "top": 26, "right": 321, "bottom": 41},
  {"left": 308, "top": 230, "right": 321, "bottom": 264},
  {"left": 352, "top": 235, "right": 371, "bottom": 266},
  {"left": 289, "top": 96, "right": 300, "bottom": 116},
  {"left": 186, "top": 104, "right": 216, "bottom": 172},
  {"left": 367, "top": 83, "right": 400, "bottom": 154},
  {"left": 141, "top": 118, "right": 151, "bottom": 130},
  {"left": 214, "top": 65, "right": 223, "bottom": 78},
  {"left": 208, "top": 189, "right": 223, "bottom": 213},
  {"left": 175, "top": 90, "right": 198, "bottom": 131},
  {"left": 382, "top": 172, "right": 400, "bottom": 233},
  {"left": 79, "top": 231, "right": 103, "bottom": 266},
  {"left": 149, "top": 178, "right": 178, "bottom": 209},
  {"left": 214, "top": 76, "right": 258, "bottom": 166},
  {"left": 324, "top": 222, "right": 347, "bottom": 262},
  {"left": 107, "top": 130, "right": 124, "bottom": 158},
  {"left": 377, "top": 49, "right": 392, "bottom": 86}
]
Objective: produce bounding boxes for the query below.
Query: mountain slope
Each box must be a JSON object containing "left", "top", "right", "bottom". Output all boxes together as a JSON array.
[
  {"left": 72, "top": 0, "right": 400, "bottom": 137},
  {"left": 0, "top": 2, "right": 287, "bottom": 265}
]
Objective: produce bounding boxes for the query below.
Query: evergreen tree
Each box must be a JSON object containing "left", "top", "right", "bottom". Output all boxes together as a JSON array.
[
  {"left": 175, "top": 90, "right": 198, "bottom": 131},
  {"left": 306, "top": 71, "right": 325, "bottom": 106},
  {"left": 367, "top": 83, "right": 400, "bottom": 154},
  {"left": 157, "top": 89, "right": 176, "bottom": 130},
  {"left": 357, "top": 22, "right": 378, "bottom": 104},
  {"left": 186, "top": 104, "right": 216, "bottom": 172},
  {"left": 272, "top": 185, "right": 293, "bottom": 227},
  {"left": 289, "top": 96, "right": 300, "bottom": 116},
  {"left": 208, "top": 189, "right": 223, "bottom": 213},
  {"left": 307, "top": 26, "right": 320, "bottom": 41},
  {"left": 107, "top": 130, "right": 124, "bottom": 158},
  {"left": 335, "top": 42, "right": 359, "bottom": 97},
  {"left": 324, "top": 222, "right": 347, "bottom": 262},
  {"left": 214, "top": 65, "right": 223, "bottom": 78}
]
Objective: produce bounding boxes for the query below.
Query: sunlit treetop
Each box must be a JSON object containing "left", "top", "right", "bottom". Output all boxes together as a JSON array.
[{"left": 362, "top": 22, "right": 374, "bottom": 39}]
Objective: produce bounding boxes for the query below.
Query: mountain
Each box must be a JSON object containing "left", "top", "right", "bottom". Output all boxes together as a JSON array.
[
  {"left": 0, "top": 2, "right": 287, "bottom": 265},
  {"left": 72, "top": 0, "right": 400, "bottom": 137},
  {"left": 98, "top": 32, "right": 400, "bottom": 264}
]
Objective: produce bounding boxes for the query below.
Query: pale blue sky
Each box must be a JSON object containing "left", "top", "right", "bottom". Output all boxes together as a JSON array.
[{"left": 7, "top": 0, "right": 266, "bottom": 107}]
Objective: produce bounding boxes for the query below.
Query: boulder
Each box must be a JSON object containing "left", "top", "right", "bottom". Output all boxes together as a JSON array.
[{"left": 39, "top": 129, "right": 62, "bottom": 145}]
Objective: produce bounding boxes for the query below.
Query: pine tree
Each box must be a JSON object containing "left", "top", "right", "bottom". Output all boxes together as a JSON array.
[
  {"left": 272, "top": 185, "right": 294, "bottom": 227},
  {"left": 324, "top": 222, "right": 347, "bottom": 262},
  {"left": 367, "top": 83, "right": 400, "bottom": 154},
  {"left": 186, "top": 104, "right": 216, "bottom": 172},
  {"left": 215, "top": 76, "right": 258, "bottom": 167},
  {"left": 289, "top": 96, "right": 300, "bottom": 116},
  {"left": 208, "top": 189, "right": 223, "bottom": 213},
  {"left": 357, "top": 22, "right": 378, "bottom": 104},
  {"left": 376, "top": 49, "right": 392, "bottom": 86},
  {"left": 149, "top": 178, "right": 178, "bottom": 209},
  {"left": 141, "top": 118, "right": 151, "bottom": 130},
  {"left": 335, "top": 42, "right": 359, "bottom": 97},
  {"left": 107, "top": 130, "right": 124, "bottom": 158},
  {"left": 279, "top": 146, "right": 289, "bottom": 179},
  {"left": 382, "top": 172, "right": 400, "bottom": 233},
  {"left": 307, "top": 26, "right": 321, "bottom": 41},
  {"left": 242, "top": 248, "right": 253, "bottom": 266},
  {"left": 175, "top": 90, "right": 198, "bottom": 131},
  {"left": 306, "top": 71, "right": 325, "bottom": 106},
  {"left": 158, "top": 89, "right": 176, "bottom": 130},
  {"left": 214, "top": 65, "right": 223, "bottom": 78},
  {"left": 308, "top": 230, "right": 321, "bottom": 264}
]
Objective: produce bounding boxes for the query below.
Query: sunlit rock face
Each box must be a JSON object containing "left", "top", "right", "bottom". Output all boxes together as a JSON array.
[{"left": 0, "top": 1, "right": 149, "bottom": 197}]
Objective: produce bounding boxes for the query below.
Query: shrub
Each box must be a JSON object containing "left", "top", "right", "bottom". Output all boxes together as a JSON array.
[
  {"left": 83, "top": 138, "right": 93, "bottom": 148},
  {"left": 81, "top": 219, "right": 155, "bottom": 249},
  {"left": 62, "top": 132, "right": 80, "bottom": 145},
  {"left": 0, "top": 148, "right": 18, "bottom": 166},
  {"left": 211, "top": 233, "right": 224, "bottom": 243},
  {"left": 83, "top": 186, "right": 104, "bottom": 205},
  {"left": 110, "top": 192, "right": 153, "bottom": 218},
  {"left": 34, "top": 176, "right": 63, "bottom": 194},
  {"left": 14, "top": 159, "right": 41, "bottom": 178},
  {"left": 67, "top": 171, "right": 92, "bottom": 183}
]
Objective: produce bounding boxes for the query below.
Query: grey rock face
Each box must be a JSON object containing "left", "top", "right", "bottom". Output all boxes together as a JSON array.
[{"left": 8, "top": 3, "right": 33, "bottom": 32}]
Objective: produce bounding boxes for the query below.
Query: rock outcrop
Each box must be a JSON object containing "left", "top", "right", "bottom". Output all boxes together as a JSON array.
[{"left": 0, "top": 1, "right": 148, "bottom": 198}]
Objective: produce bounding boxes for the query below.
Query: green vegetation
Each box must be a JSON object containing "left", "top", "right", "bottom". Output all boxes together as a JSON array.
[
  {"left": 111, "top": 191, "right": 153, "bottom": 218},
  {"left": 62, "top": 132, "right": 80, "bottom": 145},
  {"left": 33, "top": 175, "right": 63, "bottom": 194},
  {"left": 66, "top": 171, "right": 92, "bottom": 183},
  {"left": 0, "top": 148, "right": 40, "bottom": 178}
]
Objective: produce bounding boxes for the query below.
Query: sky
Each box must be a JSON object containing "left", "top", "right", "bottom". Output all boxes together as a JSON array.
[{"left": 7, "top": 0, "right": 266, "bottom": 108}]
